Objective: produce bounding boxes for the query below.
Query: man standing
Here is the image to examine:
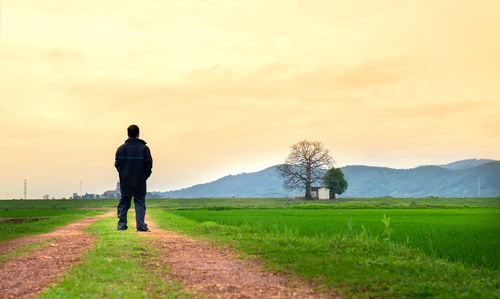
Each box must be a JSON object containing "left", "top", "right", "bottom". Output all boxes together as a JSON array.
[{"left": 115, "top": 124, "right": 153, "bottom": 231}]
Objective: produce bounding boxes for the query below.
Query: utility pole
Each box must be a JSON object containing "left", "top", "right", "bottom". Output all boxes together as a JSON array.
[{"left": 24, "top": 179, "right": 27, "bottom": 200}]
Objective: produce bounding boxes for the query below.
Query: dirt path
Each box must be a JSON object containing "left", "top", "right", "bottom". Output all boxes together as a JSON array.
[
  {"left": 0, "top": 213, "right": 113, "bottom": 254},
  {"left": 146, "top": 217, "right": 339, "bottom": 298},
  {"left": 0, "top": 212, "right": 114, "bottom": 298},
  {"left": 0, "top": 212, "right": 338, "bottom": 298}
]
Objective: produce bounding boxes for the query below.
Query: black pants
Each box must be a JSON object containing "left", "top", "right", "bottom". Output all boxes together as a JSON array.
[{"left": 117, "top": 194, "right": 148, "bottom": 231}]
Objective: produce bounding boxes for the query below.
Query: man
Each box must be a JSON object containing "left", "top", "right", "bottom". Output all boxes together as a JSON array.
[{"left": 115, "top": 124, "right": 153, "bottom": 231}]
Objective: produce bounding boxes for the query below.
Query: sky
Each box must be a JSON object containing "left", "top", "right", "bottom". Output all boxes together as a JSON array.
[{"left": 0, "top": 0, "right": 499, "bottom": 199}]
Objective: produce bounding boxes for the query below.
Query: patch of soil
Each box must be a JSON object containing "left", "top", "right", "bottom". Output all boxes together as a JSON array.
[
  {"left": 146, "top": 218, "right": 340, "bottom": 298},
  {"left": 0, "top": 212, "right": 113, "bottom": 298},
  {"left": 0, "top": 217, "right": 54, "bottom": 224}
]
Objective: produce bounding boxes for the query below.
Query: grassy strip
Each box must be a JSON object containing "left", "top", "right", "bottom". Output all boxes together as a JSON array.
[
  {"left": 0, "top": 209, "right": 108, "bottom": 217},
  {"left": 0, "top": 210, "right": 108, "bottom": 241},
  {"left": 0, "top": 198, "right": 288, "bottom": 209},
  {"left": 1, "top": 197, "right": 498, "bottom": 210},
  {"left": 149, "top": 209, "right": 500, "bottom": 298},
  {"left": 323, "top": 197, "right": 500, "bottom": 207},
  {"left": 289, "top": 203, "right": 497, "bottom": 209},
  {"left": 0, "top": 238, "right": 56, "bottom": 266},
  {"left": 170, "top": 204, "right": 498, "bottom": 211},
  {"left": 38, "top": 217, "right": 187, "bottom": 298},
  {"left": 0, "top": 199, "right": 120, "bottom": 209}
]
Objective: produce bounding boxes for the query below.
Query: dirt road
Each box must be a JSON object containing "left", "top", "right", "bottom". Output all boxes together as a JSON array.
[
  {"left": 0, "top": 212, "right": 114, "bottom": 298},
  {"left": 146, "top": 217, "right": 338, "bottom": 298},
  {"left": 0, "top": 212, "right": 338, "bottom": 298}
]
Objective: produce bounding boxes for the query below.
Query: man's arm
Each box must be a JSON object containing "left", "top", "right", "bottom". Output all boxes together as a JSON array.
[
  {"left": 144, "top": 146, "right": 153, "bottom": 179},
  {"left": 115, "top": 148, "right": 122, "bottom": 172}
]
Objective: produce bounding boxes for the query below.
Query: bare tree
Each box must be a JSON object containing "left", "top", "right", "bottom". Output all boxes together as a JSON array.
[{"left": 277, "top": 140, "right": 334, "bottom": 200}]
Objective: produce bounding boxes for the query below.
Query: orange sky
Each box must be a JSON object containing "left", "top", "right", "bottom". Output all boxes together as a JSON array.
[{"left": 1, "top": 1, "right": 499, "bottom": 198}]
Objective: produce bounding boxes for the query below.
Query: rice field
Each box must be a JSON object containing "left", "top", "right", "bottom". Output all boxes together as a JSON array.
[
  {"left": 171, "top": 208, "right": 500, "bottom": 270},
  {"left": 152, "top": 206, "right": 500, "bottom": 297}
]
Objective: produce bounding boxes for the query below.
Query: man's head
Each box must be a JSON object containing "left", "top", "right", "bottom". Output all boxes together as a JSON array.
[{"left": 127, "top": 125, "right": 140, "bottom": 138}]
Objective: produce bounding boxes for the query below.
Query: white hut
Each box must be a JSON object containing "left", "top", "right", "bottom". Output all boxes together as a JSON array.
[{"left": 311, "top": 187, "right": 330, "bottom": 200}]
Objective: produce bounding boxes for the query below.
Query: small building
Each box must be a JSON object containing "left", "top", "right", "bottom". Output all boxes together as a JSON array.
[
  {"left": 311, "top": 187, "right": 330, "bottom": 200},
  {"left": 103, "top": 190, "right": 116, "bottom": 198}
]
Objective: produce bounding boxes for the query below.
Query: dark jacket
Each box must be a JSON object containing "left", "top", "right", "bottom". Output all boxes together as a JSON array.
[{"left": 115, "top": 137, "right": 153, "bottom": 196}]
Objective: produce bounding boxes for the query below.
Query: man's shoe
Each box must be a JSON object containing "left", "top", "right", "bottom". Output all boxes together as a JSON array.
[
  {"left": 136, "top": 228, "right": 151, "bottom": 232},
  {"left": 117, "top": 225, "right": 128, "bottom": 231}
]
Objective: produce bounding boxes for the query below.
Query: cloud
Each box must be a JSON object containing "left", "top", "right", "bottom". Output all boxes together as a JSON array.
[
  {"left": 298, "top": 58, "right": 410, "bottom": 90},
  {"left": 43, "top": 48, "right": 85, "bottom": 71},
  {"left": 378, "top": 100, "right": 495, "bottom": 120},
  {"left": 44, "top": 48, "right": 84, "bottom": 63}
]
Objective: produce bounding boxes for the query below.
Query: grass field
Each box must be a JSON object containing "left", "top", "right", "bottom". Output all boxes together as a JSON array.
[
  {"left": 1, "top": 197, "right": 499, "bottom": 298},
  {"left": 1, "top": 196, "right": 498, "bottom": 210},
  {"left": 150, "top": 208, "right": 500, "bottom": 297},
  {"left": 169, "top": 208, "right": 500, "bottom": 270}
]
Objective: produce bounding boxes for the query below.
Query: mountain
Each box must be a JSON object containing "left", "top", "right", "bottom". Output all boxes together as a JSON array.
[
  {"left": 438, "top": 159, "right": 497, "bottom": 170},
  {"left": 157, "top": 160, "right": 500, "bottom": 198},
  {"left": 159, "top": 166, "right": 297, "bottom": 198},
  {"left": 341, "top": 161, "right": 500, "bottom": 197}
]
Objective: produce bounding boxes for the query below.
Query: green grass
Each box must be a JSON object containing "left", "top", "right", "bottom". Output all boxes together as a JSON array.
[
  {"left": 149, "top": 208, "right": 500, "bottom": 298},
  {"left": 0, "top": 209, "right": 108, "bottom": 241},
  {"left": 0, "top": 198, "right": 120, "bottom": 209},
  {"left": 2, "top": 198, "right": 499, "bottom": 297},
  {"left": 0, "top": 196, "right": 498, "bottom": 210},
  {"left": 323, "top": 197, "right": 500, "bottom": 207},
  {"left": 0, "top": 209, "right": 109, "bottom": 217},
  {"left": 39, "top": 216, "right": 187, "bottom": 299},
  {"left": 168, "top": 208, "right": 500, "bottom": 270},
  {"left": 0, "top": 197, "right": 299, "bottom": 210},
  {"left": 0, "top": 198, "right": 288, "bottom": 209}
]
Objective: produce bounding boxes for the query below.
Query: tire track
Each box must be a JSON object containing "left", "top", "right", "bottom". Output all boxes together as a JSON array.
[{"left": 146, "top": 217, "right": 340, "bottom": 298}]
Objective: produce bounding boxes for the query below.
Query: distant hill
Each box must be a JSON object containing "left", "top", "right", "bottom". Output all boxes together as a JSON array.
[
  {"left": 159, "top": 166, "right": 295, "bottom": 198},
  {"left": 341, "top": 161, "right": 500, "bottom": 197},
  {"left": 157, "top": 160, "right": 500, "bottom": 198},
  {"left": 438, "top": 159, "right": 497, "bottom": 170}
]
